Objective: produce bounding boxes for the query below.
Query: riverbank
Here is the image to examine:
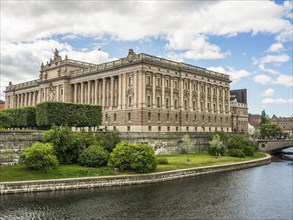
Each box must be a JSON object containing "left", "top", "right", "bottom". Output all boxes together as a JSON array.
[{"left": 0, "top": 153, "right": 271, "bottom": 195}]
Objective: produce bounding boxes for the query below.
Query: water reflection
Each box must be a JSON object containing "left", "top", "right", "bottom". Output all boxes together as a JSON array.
[{"left": 1, "top": 148, "right": 292, "bottom": 220}]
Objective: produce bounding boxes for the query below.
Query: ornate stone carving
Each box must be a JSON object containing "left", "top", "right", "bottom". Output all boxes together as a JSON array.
[
  {"left": 126, "top": 49, "right": 137, "bottom": 62},
  {"left": 47, "top": 82, "right": 56, "bottom": 101},
  {"left": 127, "top": 86, "right": 133, "bottom": 95}
]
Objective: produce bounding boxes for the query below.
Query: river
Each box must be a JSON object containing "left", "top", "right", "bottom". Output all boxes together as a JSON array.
[{"left": 1, "top": 148, "right": 292, "bottom": 220}]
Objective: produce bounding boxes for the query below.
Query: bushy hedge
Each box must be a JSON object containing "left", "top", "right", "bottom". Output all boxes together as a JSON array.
[
  {"left": 4, "top": 107, "right": 36, "bottom": 128},
  {"left": 109, "top": 143, "right": 157, "bottom": 173},
  {"left": 36, "top": 102, "right": 102, "bottom": 128},
  {"left": 227, "top": 134, "right": 256, "bottom": 157},
  {"left": 0, "top": 111, "right": 13, "bottom": 128},
  {"left": 42, "top": 125, "right": 121, "bottom": 164},
  {"left": 78, "top": 144, "right": 109, "bottom": 167},
  {"left": 157, "top": 158, "right": 168, "bottom": 164},
  {"left": 20, "top": 142, "right": 59, "bottom": 172}
]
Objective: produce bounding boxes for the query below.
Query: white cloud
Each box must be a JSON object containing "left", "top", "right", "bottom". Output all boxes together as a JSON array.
[
  {"left": 267, "top": 43, "right": 283, "bottom": 52},
  {"left": 262, "top": 88, "right": 275, "bottom": 96},
  {"left": 259, "top": 54, "right": 290, "bottom": 64},
  {"left": 273, "top": 74, "right": 293, "bottom": 87},
  {"left": 254, "top": 74, "right": 272, "bottom": 85},
  {"left": 1, "top": 1, "right": 292, "bottom": 53},
  {"left": 207, "top": 66, "right": 250, "bottom": 84},
  {"left": 0, "top": 40, "right": 111, "bottom": 86},
  {"left": 262, "top": 98, "right": 291, "bottom": 105},
  {"left": 258, "top": 64, "right": 280, "bottom": 75}
]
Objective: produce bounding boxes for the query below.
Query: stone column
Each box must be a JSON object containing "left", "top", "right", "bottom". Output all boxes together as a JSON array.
[
  {"left": 133, "top": 72, "right": 137, "bottom": 107},
  {"left": 189, "top": 80, "right": 193, "bottom": 111},
  {"left": 211, "top": 85, "right": 214, "bottom": 113},
  {"left": 118, "top": 75, "right": 122, "bottom": 109},
  {"left": 87, "top": 81, "right": 91, "bottom": 104},
  {"left": 197, "top": 82, "right": 201, "bottom": 112},
  {"left": 179, "top": 78, "right": 184, "bottom": 110},
  {"left": 152, "top": 73, "right": 156, "bottom": 108},
  {"left": 121, "top": 74, "right": 126, "bottom": 109},
  {"left": 170, "top": 77, "right": 174, "bottom": 109},
  {"left": 141, "top": 71, "right": 146, "bottom": 108},
  {"left": 205, "top": 83, "right": 208, "bottom": 112},
  {"left": 95, "top": 80, "right": 98, "bottom": 105},
  {"left": 80, "top": 82, "right": 84, "bottom": 103},
  {"left": 102, "top": 78, "right": 106, "bottom": 108},
  {"left": 111, "top": 77, "right": 115, "bottom": 109},
  {"left": 162, "top": 75, "right": 165, "bottom": 109}
]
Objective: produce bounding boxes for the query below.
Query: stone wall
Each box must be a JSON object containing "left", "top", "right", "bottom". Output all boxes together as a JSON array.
[
  {"left": 0, "top": 131, "right": 42, "bottom": 165},
  {"left": 0, "top": 154, "right": 271, "bottom": 194},
  {"left": 121, "top": 132, "right": 213, "bottom": 154}
]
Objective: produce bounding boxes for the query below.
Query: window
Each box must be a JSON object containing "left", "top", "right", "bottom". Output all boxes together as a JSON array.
[
  {"left": 193, "top": 101, "right": 196, "bottom": 110},
  {"left": 186, "top": 127, "right": 189, "bottom": 132},
  {"left": 148, "top": 112, "right": 151, "bottom": 121},
  {"left": 127, "top": 126, "right": 130, "bottom": 132},
  {"left": 158, "top": 113, "right": 161, "bottom": 121},
  {"left": 213, "top": 104, "right": 216, "bottom": 111},
  {"left": 175, "top": 114, "right": 178, "bottom": 122},
  {"left": 186, "top": 114, "right": 188, "bottom": 121},
  {"left": 167, "top": 113, "right": 170, "bottom": 121},
  {"left": 148, "top": 126, "right": 152, "bottom": 131},
  {"left": 202, "top": 115, "right": 204, "bottom": 122},
  {"left": 184, "top": 100, "right": 188, "bottom": 110},
  {"left": 219, "top": 104, "right": 222, "bottom": 112},
  {"left": 147, "top": 76, "right": 151, "bottom": 85},
  {"left": 158, "top": 126, "right": 161, "bottom": 132},
  {"left": 128, "top": 77, "right": 133, "bottom": 86},
  {"left": 167, "top": 126, "right": 170, "bottom": 132},
  {"left": 156, "top": 78, "right": 160, "bottom": 87},
  {"left": 128, "top": 112, "right": 131, "bottom": 121},
  {"left": 174, "top": 99, "right": 178, "bottom": 109},
  {"left": 114, "top": 113, "right": 116, "bottom": 121},
  {"left": 201, "top": 101, "right": 204, "bottom": 111},
  {"left": 176, "top": 127, "right": 179, "bottom": 132},
  {"left": 184, "top": 81, "right": 188, "bottom": 90},
  {"left": 165, "top": 79, "right": 169, "bottom": 88},
  {"left": 193, "top": 84, "right": 196, "bottom": 91},
  {"left": 208, "top": 103, "right": 210, "bottom": 111},
  {"left": 166, "top": 98, "right": 169, "bottom": 108},
  {"left": 174, "top": 80, "right": 178, "bottom": 89},
  {"left": 208, "top": 116, "right": 210, "bottom": 123},
  {"left": 156, "top": 97, "right": 161, "bottom": 107},
  {"left": 128, "top": 96, "right": 133, "bottom": 106},
  {"left": 147, "top": 95, "right": 151, "bottom": 107},
  {"left": 105, "top": 114, "right": 108, "bottom": 122}
]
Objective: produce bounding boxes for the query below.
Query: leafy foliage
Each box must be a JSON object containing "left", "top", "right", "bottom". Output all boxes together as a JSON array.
[
  {"left": 227, "top": 134, "right": 256, "bottom": 157},
  {"left": 0, "top": 111, "right": 13, "bottom": 128},
  {"left": 4, "top": 107, "right": 36, "bottom": 128},
  {"left": 208, "top": 134, "right": 225, "bottom": 156},
  {"left": 260, "top": 109, "right": 270, "bottom": 125},
  {"left": 42, "top": 125, "right": 121, "bottom": 164},
  {"left": 212, "top": 131, "right": 228, "bottom": 145},
  {"left": 78, "top": 144, "right": 109, "bottom": 167},
  {"left": 157, "top": 158, "right": 168, "bottom": 164},
  {"left": 36, "top": 101, "right": 102, "bottom": 128},
  {"left": 109, "top": 142, "right": 157, "bottom": 173},
  {"left": 260, "top": 123, "right": 288, "bottom": 139},
  {"left": 20, "top": 142, "right": 59, "bottom": 172}
]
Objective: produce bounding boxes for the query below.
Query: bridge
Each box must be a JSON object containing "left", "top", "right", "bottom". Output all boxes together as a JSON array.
[{"left": 257, "top": 139, "right": 293, "bottom": 154}]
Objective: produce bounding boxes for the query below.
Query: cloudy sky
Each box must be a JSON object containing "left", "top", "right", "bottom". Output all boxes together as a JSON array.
[{"left": 1, "top": 0, "right": 292, "bottom": 117}]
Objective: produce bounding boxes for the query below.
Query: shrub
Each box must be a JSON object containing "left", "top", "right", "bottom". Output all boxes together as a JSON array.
[
  {"left": 157, "top": 158, "right": 168, "bottom": 164},
  {"left": 4, "top": 107, "right": 36, "bottom": 128},
  {"left": 228, "top": 149, "right": 245, "bottom": 158},
  {"left": 42, "top": 125, "right": 76, "bottom": 164},
  {"left": 20, "top": 142, "right": 58, "bottom": 172},
  {"left": 36, "top": 101, "right": 102, "bottom": 128},
  {"left": 109, "top": 143, "right": 157, "bottom": 173},
  {"left": 95, "top": 130, "right": 121, "bottom": 153},
  {"left": 0, "top": 111, "right": 13, "bottom": 128},
  {"left": 78, "top": 144, "right": 109, "bottom": 167},
  {"left": 208, "top": 134, "right": 225, "bottom": 156},
  {"left": 227, "top": 134, "right": 256, "bottom": 157}
]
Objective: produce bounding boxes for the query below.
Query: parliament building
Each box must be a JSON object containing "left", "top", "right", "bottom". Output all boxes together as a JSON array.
[{"left": 5, "top": 49, "right": 242, "bottom": 133}]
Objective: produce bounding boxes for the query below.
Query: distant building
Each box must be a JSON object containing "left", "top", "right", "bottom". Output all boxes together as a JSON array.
[
  {"left": 248, "top": 114, "right": 262, "bottom": 129},
  {"left": 230, "top": 89, "right": 247, "bottom": 104},
  {"left": 230, "top": 89, "right": 248, "bottom": 133},
  {"left": 271, "top": 114, "right": 293, "bottom": 136}
]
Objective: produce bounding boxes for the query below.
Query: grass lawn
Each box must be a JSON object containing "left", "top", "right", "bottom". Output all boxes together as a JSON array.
[{"left": 0, "top": 152, "right": 266, "bottom": 182}]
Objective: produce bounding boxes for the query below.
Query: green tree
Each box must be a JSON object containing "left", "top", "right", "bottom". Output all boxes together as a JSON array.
[
  {"left": 78, "top": 144, "right": 109, "bottom": 167},
  {"left": 227, "top": 134, "right": 256, "bottom": 157},
  {"left": 260, "top": 109, "right": 270, "bottom": 125},
  {"left": 182, "top": 134, "right": 191, "bottom": 161},
  {"left": 20, "top": 142, "right": 59, "bottom": 172},
  {"left": 109, "top": 142, "right": 157, "bottom": 173},
  {"left": 212, "top": 131, "right": 228, "bottom": 145},
  {"left": 208, "top": 134, "right": 225, "bottom": 157},
  {"left": 0, "top": 111, "right": 13, "bottom": 128},
  {"left": 260, "top": 123, "right": 286, "bottom": 139}
]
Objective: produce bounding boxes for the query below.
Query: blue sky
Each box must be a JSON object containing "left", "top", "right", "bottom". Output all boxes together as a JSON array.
[{"left": 1, "top": 0, "right": 292, "bottom": 117}]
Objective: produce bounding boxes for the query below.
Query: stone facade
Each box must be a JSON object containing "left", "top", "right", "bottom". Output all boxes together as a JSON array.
[
  {"left": 5, "top": 49, "right": 233, "bottom": 132},
  {"left": 248, "top": 114, "right": 262, "bottom": 129}
]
